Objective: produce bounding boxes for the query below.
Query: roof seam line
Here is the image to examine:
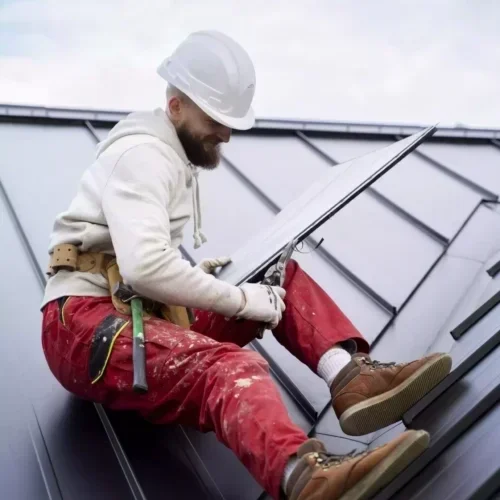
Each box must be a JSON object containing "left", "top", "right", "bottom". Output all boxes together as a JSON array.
[
  {"left": 92, "top": 405, "right": 148, "bottom": 500},
  {"left": 84, "top": 120, "right": 101, "bottom": 142},
  {"left": 370, "top": 198, "right": 488, "bottom": 350},
  {"left": 221, "top": 153, "right": 396, "bottom": 314},
  {"left": 28, "top": 404, "right": 64, "bottom": 499},
  {"left": 296, "top": 131, "right": 450, "bottom": 245},
  {"left": 1, "top": 176, "right": 147, "bottom": 499},
  {"left": 296, "top": 130, "right": 338, "bottom": 165},
  {"left": 395, "top": 135, "right": 499, "bottom": 200},
  {"left": 176, "top": 426, "right": 226, "bottom": 499},
  {"left": 0, "top": 179, "right": 46, "bottom": 288},
  {"left": 366, "top": 188, "right": 449, "bottom": 245},
  {"left": 3, "top": 103, "right": 500, "bottom": 140},
  {"left": 491, "top": 139, "right": 500, "bottom": 151}
]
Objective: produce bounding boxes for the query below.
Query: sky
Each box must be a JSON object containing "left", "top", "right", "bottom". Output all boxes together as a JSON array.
[{"left": 0, "top": 0, "right": 499, "bottom": 128}]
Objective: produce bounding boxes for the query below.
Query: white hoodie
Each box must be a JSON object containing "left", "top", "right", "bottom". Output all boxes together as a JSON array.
[{"left": 41, "top": 108, "right": 243, "bottom": 317}]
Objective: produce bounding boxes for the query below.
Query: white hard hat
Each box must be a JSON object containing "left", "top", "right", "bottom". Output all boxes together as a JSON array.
[{"left": 157, "top": 30, "right": 256, "bottom": 130}]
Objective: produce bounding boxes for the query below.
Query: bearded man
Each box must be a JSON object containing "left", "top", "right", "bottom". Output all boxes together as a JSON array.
[{"left": 41, "top": 30, "right": 451, "bottom": 500}]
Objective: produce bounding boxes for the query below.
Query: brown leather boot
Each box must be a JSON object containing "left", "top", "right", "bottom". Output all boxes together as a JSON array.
[
  {"left": 285, "top": 430, "right": 429, "bottom": 500},
  {"left": 331, "top": 352, "right": 452, "bottom": 436}
]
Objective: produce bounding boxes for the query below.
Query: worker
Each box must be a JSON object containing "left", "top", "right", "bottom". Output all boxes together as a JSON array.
[{"left": 40, "top": 30, "right": 452, "bottom": 500}]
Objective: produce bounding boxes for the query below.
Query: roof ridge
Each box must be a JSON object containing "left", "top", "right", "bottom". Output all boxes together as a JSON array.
[{"left": 1, "top": 103, "right": 500, "bottom": 140}]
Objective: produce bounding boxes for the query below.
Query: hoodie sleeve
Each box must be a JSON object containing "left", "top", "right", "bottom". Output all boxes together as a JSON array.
[{"left": 101, "top": 143, "right": 243, "bottom": 316}]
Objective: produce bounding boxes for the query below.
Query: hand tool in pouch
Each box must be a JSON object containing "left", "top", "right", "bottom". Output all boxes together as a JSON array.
[{"left": 113, "top": 283, "right": 148, "bottom": 393}]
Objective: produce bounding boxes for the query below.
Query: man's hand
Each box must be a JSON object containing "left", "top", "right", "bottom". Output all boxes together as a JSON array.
[
  {"left": 235, "top": 283, "right": 286, "bottom": 330},
  {"left": 197, "top": 256, "right": 232, "bottom": 274}
]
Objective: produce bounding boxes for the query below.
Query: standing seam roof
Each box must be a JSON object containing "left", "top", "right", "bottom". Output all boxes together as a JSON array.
[{"left": 1, "top": 103, "right": 500, "bottom": 499}]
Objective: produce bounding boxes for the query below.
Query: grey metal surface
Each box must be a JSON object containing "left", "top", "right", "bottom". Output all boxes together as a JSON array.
[
  {"left": 3, "top": 105, "right": 500, "bottom": 499},
  {"left": 217, "top": 127, "right": 436, "bottom": 287},
  {"left": 0, "top": 122, "right": 97, "bottom": 266},
  {"left": 364, "top": 188, "right": 449, "bottom": 245},
  {"left": 447, "top": 204, "right": 500, "bottom": 263},
  {"left": 104, "top": 415, "right": 228, "bottom": 500},
  {"left": 373, "top": 324, "right": 500, "bottom": 499},
  {"left": 318, "top": 189, "right": 442, "bottom": 308},
  {"left": 477, "top": 254, "right": 500, "bottom": 304},
  {"left": 0, "top": 343, "right": 54, "bottom": 500},
  {"left": 449, "top": 293, "right": 500, "bottom": 367},
  {"left": 371, "top": 255, "right": 482, "bottom": 362},
  {"left": 308, "top": 136, "right": 484, "bottom": 239},
  {"left": 387, "top": 402, "right": 500, "bottom": 500},
  {"left": 405, "top": 297, "right": 500, "bottom": 424},
  {"left": 223, "top": 134, "right": 333, "bottom": 208},
  {"left": 222, "top": 135, "right": 445, "bottom": 311},
  {"left": 451, "top": 290, "right": 500, "bottom": 340},
  {"left": 420, "top": 142, "right": 500, "bottom": 195},
  {"left": 222, "top": 138, "right": 394, "bottom": 315},
  {"left": 299, "top": 129, "right": 449, "bottom": 245},
  {"left": 0, "top": 189, "right": 140, "bottom": 500},
  {"left": 219, "top": 152, "right": 395, "bottom": 313},
  {"left": 428, "top": 259, "right": 500, "bottom": 356},
  {"left": 487, "top": 259, "right": 500, "bottom": 277}
]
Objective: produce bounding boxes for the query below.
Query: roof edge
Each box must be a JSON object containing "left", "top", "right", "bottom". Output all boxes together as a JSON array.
[{"left": 1, "top": 103, "right": 500, "bottom": 140}]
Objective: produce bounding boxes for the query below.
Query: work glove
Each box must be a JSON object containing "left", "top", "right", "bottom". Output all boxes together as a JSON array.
[
  {"left": 197, "top": 256, "right": 232, "bottom": 274},
  {"left": 235, "top": 283, "right": 287, "bottom": 330}
]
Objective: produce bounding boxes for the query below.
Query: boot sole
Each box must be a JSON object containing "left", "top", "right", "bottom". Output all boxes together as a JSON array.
[
  {"left": 339, "top": 429, "right": 430, "bottom": 500},
  {"left": 340, "top": 354, "right": 452, "bottom": 436}
]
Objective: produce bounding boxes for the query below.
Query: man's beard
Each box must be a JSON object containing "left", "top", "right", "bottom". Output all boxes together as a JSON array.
[{"left": 176, "top": 124, "right": 221, "bottom": 169}]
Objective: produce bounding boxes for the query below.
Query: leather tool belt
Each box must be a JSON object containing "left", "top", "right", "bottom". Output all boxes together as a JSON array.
[{"left": 47, "top": 243, "right": 193, "bottom": 328}]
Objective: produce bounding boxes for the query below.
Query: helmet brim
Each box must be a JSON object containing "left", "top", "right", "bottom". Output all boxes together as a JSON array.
[
  {"left": 185, "top": 90, "right": 255, "bottom": 131},
  {"left": 205, "top": 105, "right": 255, "bottom": 131}
]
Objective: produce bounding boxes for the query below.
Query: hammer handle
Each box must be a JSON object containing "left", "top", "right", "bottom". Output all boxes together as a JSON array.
[{"left": 131, "top": 297, "right": 148, "bottom": 393}]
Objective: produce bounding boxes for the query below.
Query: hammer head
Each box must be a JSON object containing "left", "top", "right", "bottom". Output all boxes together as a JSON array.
[{"left": 112, "top": 283, "right": 140, "bottom": 303}]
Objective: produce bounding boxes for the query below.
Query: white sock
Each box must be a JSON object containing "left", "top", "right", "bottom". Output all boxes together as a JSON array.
[
  {"left": 317, "top": 347, "right": 352, "bottom": 388},
  {"left": 281, "top": 456, "right": 300, "bottom": 493}
]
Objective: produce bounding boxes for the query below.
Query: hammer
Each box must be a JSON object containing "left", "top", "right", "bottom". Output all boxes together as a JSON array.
[{"left": 113, "top": 283, "right": 148, "bottom": 393}]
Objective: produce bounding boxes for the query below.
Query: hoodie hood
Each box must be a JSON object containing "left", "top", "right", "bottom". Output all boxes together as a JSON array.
[
  {"left": 96, "top": 108, "right": 190, "bottom": 165},
  {"left": 96, "top": 108, "right": 208, "bottom": 249}
]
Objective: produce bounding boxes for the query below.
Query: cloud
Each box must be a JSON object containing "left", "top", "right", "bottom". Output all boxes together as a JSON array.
[{"left": 0, "top": 0, "right": 499, "bottom": 127}]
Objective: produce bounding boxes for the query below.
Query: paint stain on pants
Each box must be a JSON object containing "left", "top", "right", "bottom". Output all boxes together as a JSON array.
[{"left": 41, "top": 259, "right": 368, "bottom": 499}]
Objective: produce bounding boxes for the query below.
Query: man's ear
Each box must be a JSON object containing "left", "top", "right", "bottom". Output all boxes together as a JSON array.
[{"left": 168, "top": 96, "right": 183, "bottom": 120}]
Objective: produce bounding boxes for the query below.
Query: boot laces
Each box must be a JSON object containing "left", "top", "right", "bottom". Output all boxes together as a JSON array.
[
  {"left": 361, "top": 358, "right": 397, "bottom": 370},
  {"left": 311, "top": 449, "right": 369, "bottom": 469}
]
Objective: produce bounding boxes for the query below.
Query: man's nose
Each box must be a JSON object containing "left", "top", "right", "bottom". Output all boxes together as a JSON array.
[{"left": 217, "top": 126, "right": 231, "bottom": 143}]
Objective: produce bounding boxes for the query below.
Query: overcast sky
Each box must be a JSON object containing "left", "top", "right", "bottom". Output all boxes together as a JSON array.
[{"left": 0, "top": 0, "right": 498, "bottom": 128}]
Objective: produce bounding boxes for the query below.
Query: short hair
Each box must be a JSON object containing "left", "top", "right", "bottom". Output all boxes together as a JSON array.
[{"left": 166, "top": 84, "right": 190, "bottom": 103}]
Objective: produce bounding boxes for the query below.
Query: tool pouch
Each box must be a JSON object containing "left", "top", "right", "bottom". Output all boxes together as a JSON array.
[
  {"left": 47, "top": 244, "right": 113, "bottom": 277},
  {"left": 106, "top": 258, "right": 192, "bottom": 325},
  {"left": 48, "top": 244, "right": 194, "bottom": 328},
  {"left": 160, "top": 304, "right": 194, "bottom": 329}
]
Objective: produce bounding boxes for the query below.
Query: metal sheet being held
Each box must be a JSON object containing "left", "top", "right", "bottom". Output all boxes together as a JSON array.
[{"left": 217, "top": 125, "right": 437, "bottom": 286}]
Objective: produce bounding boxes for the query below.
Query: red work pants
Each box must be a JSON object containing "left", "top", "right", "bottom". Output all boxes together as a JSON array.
[{"left": 41, "top": 260, "right": 368, "bottom": 499}]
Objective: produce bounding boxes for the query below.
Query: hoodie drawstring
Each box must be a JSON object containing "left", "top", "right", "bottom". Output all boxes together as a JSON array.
[{"left": 190, "top": 166, "right": 208, "bottom": 249}]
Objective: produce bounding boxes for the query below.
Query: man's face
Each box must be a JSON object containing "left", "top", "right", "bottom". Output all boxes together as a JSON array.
[{"left": 170, "top": 97, "right": 231, "bottom": 169}]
